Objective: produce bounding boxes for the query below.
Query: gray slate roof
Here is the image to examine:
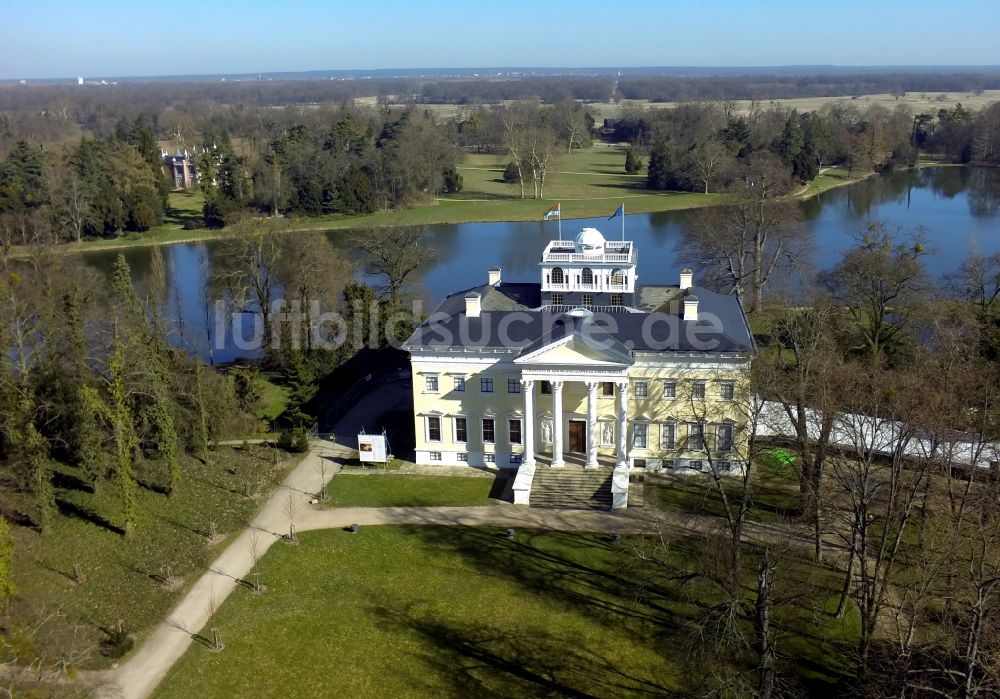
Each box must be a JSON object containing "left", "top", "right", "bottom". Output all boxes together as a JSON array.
[{"left": 404, "top": 282, "right": 754, "bottom": 355}]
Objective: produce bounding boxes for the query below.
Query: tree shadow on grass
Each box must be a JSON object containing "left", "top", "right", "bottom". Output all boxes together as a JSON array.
[
  {"left": 55, "top": 498, "right": 124, "bottom": 535},
  {"left": 593, "top": 180, "right": 654, "bottom": 192},
  {"left": 401, "top": 525, "right": 852, "bottom": 694},
  {"left": 188, "top": 474, "right": 244, "bottom": 498},
  {"left": 370, "top": 602, "right": 684, "bottom": 698},
  {"left": 51, "top": 471, "right": 95, "bottom": 494},
  {"left": 406, "top": 526, "right": 704, "bottom": 633}
]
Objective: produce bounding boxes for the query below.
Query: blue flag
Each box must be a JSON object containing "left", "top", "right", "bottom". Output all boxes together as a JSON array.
[{"left": 608, "top": 204, "right": 623, "bottom": 220}]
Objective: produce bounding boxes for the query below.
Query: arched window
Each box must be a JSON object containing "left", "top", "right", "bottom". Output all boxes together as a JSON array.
[
  {"left": 610, "top": 268, "right": 624, "bottom": 285},
  {"left": 581, "top": 268, "right": 594, "bottom": 285},
  {"left": 551, "top": 267, "right": 564, "bottom": 284}
]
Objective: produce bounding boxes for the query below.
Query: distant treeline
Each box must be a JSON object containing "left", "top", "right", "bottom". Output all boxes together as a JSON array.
[
  {"left": 1, "top": 71, "right": 999, "bottom": 116},
  {"left": 617, "top": 72, "right": 1000, "bottom": 102}
]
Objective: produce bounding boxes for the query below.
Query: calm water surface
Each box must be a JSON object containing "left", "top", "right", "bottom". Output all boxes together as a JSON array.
[{"left": 82, "top": 167, "right": 1000, "bottom": 362}]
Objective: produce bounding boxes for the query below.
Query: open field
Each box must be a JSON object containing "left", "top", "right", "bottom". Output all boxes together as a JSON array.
[
  {"left": 583, "top": 90, "right": 1000, "bottom": 121},
  {"left": 6, "top": 445, "right": 301, "bottom": 670},
  {"left": 153, "top": 525, "right": 857, "bottom": 698}
]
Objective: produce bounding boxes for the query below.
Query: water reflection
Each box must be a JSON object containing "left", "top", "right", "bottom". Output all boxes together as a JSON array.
[{"left": 79, "top": 167, "right": 1000, "bottom": 362}]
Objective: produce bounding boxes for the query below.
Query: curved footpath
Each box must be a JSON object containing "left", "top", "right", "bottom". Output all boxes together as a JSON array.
[
  {"left": 95, "top": 438, "right": 813, "bottom": 698},
  {"left": 95, "top": 440, "right": 669, "bottom": 699}
]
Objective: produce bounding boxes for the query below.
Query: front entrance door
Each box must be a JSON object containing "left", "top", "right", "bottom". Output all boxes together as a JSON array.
[{"left": 568, "top": 421, "right": 586, "bottom": 453}]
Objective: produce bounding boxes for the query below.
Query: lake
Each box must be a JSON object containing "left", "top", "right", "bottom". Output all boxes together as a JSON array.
[{"left": 82, "top": 166, "right": 1000, "bottom": 362}]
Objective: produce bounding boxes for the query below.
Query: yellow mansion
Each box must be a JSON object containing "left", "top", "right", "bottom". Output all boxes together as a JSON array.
[{"left": 403, "top": 227, "right": 754, "bottom": 507}]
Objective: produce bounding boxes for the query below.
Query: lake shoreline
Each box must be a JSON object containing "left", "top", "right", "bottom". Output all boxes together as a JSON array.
[{"left": 6, "top": 160, "right": 978, "bottom": 258}]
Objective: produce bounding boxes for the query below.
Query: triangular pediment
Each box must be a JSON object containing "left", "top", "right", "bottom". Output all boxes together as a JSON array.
[{"left": 515, "top": 334, "right": 633, "bottom": 367}]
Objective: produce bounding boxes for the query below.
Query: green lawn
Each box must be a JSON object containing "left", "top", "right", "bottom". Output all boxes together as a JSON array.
[
  {"left": 797, "top": 166, "right": 860, "bottom": 198},
  {"left": 153, "top": 526, "right": 856, "bottom": 698},
  {"left": 6, "top": 445, "right": 301, "bottom": 669},
  {"left": 325, "top": 473, "right": 501, "bottom": 507}
]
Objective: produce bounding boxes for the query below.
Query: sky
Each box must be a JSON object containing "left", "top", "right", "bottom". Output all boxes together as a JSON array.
[{"left": 2, "top": 0, "right": 999, "bottom": 79}]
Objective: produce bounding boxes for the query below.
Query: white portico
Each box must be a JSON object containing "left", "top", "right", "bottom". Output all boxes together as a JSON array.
[
  {"left": 514, "top": 310, "right": 634, "bottom": 469},
  {"left": 404, "top": 223, "right": 755, "bottom": 509}
]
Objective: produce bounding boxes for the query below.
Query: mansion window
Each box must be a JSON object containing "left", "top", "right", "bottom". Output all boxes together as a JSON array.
[
  {"left": 719, "top": 381, "right": 735, "bottom": 401},
  {"left": 508, "top": 419, "right": 522, "bottom": 445},
  {"left": 611, "top": 268, "right": 624, "bottom": 285},
  {"left": 663, "top": 380, "right": 676, "bottom": 399},
  {"left": 660, "top": 422, "right": 676, "bottom": 449},
  {"left": 541, "top": 381, "right": 552, "bottom": 395},
  {"left": 602, "top": 382, "right": 615, "bottom": 397},
  {"left": 457, "top": 452, "right": 468, "bottom": 462},
  {"left": 426, "top": 416, "right": 442, "bottom": 442},
  {"left": 551, "top": 267, "right": 565, "bottom": 284},
  {"left": 482, "top": 418, "right": 496, "bottom": 444},
  {"left": 429, "top": 451, "right": 442, "bottom": 461},
  {"left": 454, "top": 417, "right": 468, "bottom": 443},
  {"left": 507, "top": 378, "right": 521, "bottom": 394},
  {"left": 510, "top": 454, "right": 522, "bottom": 464},
  {"left": 480, "top": 377, "right": 494, "bottom": 393},
  {"left": 717, "top": 423, "right": 734, "bottom": 452},
  {"left": 582, "top": 268, "right": 594, "bottom": 285},
  {"left": 453, "top": 376, "right": 465, "bottom": 392},
  {"left": 692, "top": 381, "right": 706, "bottom": 400},
  {"left": 689, "top": 459, "right": 704, "bottom": 472},
  {"left": 484, "top": 453, "right": 496, "bottom": 464},
  {"left": 581, "top": 294, "right": 593, "bottom": 307},
  {"left": 633, "top": 422, "right": 648, "bottom": 449},
  {"left": 634, "top": 380, "right": 648, "bottom": 398},
  {"left": 610, "top": 294, "right": 623, "bottom": 306},
  {"left": 425, "top": 376, "right": 438, "bottom": 393},
  {"left": 717, "top": 461, "right": 732, "bottom": 473},
  {"left": 551, "top": 293, "right": 563, "bottom": 305},
  {"left": 687, "top": 422, "right": 705, "bottom": 450}
]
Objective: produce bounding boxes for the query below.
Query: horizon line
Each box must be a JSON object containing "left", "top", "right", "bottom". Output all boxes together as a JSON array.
[{"left": 5, "top": 63, "right": 1000, "bottom": 84}]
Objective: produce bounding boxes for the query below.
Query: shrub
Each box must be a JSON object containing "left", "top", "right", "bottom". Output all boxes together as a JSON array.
[
  {"left": 277, "top": 427, "right": 310, "bottom": 453},
  {"left": 502, "top": 161, "right": 521, "bottom": 183}
]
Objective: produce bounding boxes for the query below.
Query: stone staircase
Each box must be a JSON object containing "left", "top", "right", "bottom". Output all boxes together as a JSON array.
[{"left": 529, "top": 466, "right": 644, "bottom": 509}]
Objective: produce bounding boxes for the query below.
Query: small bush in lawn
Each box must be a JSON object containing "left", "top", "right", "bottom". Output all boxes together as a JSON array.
[{"left": 101, "top": 624, "right": 134, "bottom": 658}]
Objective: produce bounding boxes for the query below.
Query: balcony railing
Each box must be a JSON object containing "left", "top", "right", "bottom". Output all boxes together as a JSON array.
[
  {"left": 543, "top": 282, "right": 629, "bottom": 292},
  {"left": 541, "top": 241, "right": 636, "bottom": 264}
]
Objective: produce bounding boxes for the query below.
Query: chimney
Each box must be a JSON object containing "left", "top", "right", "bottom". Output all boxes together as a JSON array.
[
  {"left": 683, "top": 294, "right": 699, "bottom": 322},
  {"left": 488, "top": 267, "right": 501, "bottom": 286},
  {"left": 465, "top": 292, "right": 482, "bottom": 318},
  {"left": 679, "top": 268, "right": 693, "bottom": 290}
]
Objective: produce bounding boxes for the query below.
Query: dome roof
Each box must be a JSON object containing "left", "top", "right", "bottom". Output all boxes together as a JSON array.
[{"left": 575, "top": 227, "right": 605, "bottom": 253}]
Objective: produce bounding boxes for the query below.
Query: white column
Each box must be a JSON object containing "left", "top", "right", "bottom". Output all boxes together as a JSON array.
[
  {"left": 521, "top": 379, "right": 535, "bottom": 466},
  {"left": 551, "top": 380, "right": 564, "bottom": 467},
  {"left": 585, "top": 381, "right": 599, "bottom": 468},
  {"left": 616, "top": 380, "right": 629, "bottom": 469}
]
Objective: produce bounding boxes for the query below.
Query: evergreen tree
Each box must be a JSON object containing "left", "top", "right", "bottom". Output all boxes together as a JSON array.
[
  {"left": 646, "top": 140, "right": 675, "bottom": 190},
  {"left": 0, "top": 140, "right": 47, "bottom": 213},
  {"left": 624, "top": 147, "right": 644, "bottom": 175},
  {"left": 777, "top": 110, "right": 804, "bottom": 165}
]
